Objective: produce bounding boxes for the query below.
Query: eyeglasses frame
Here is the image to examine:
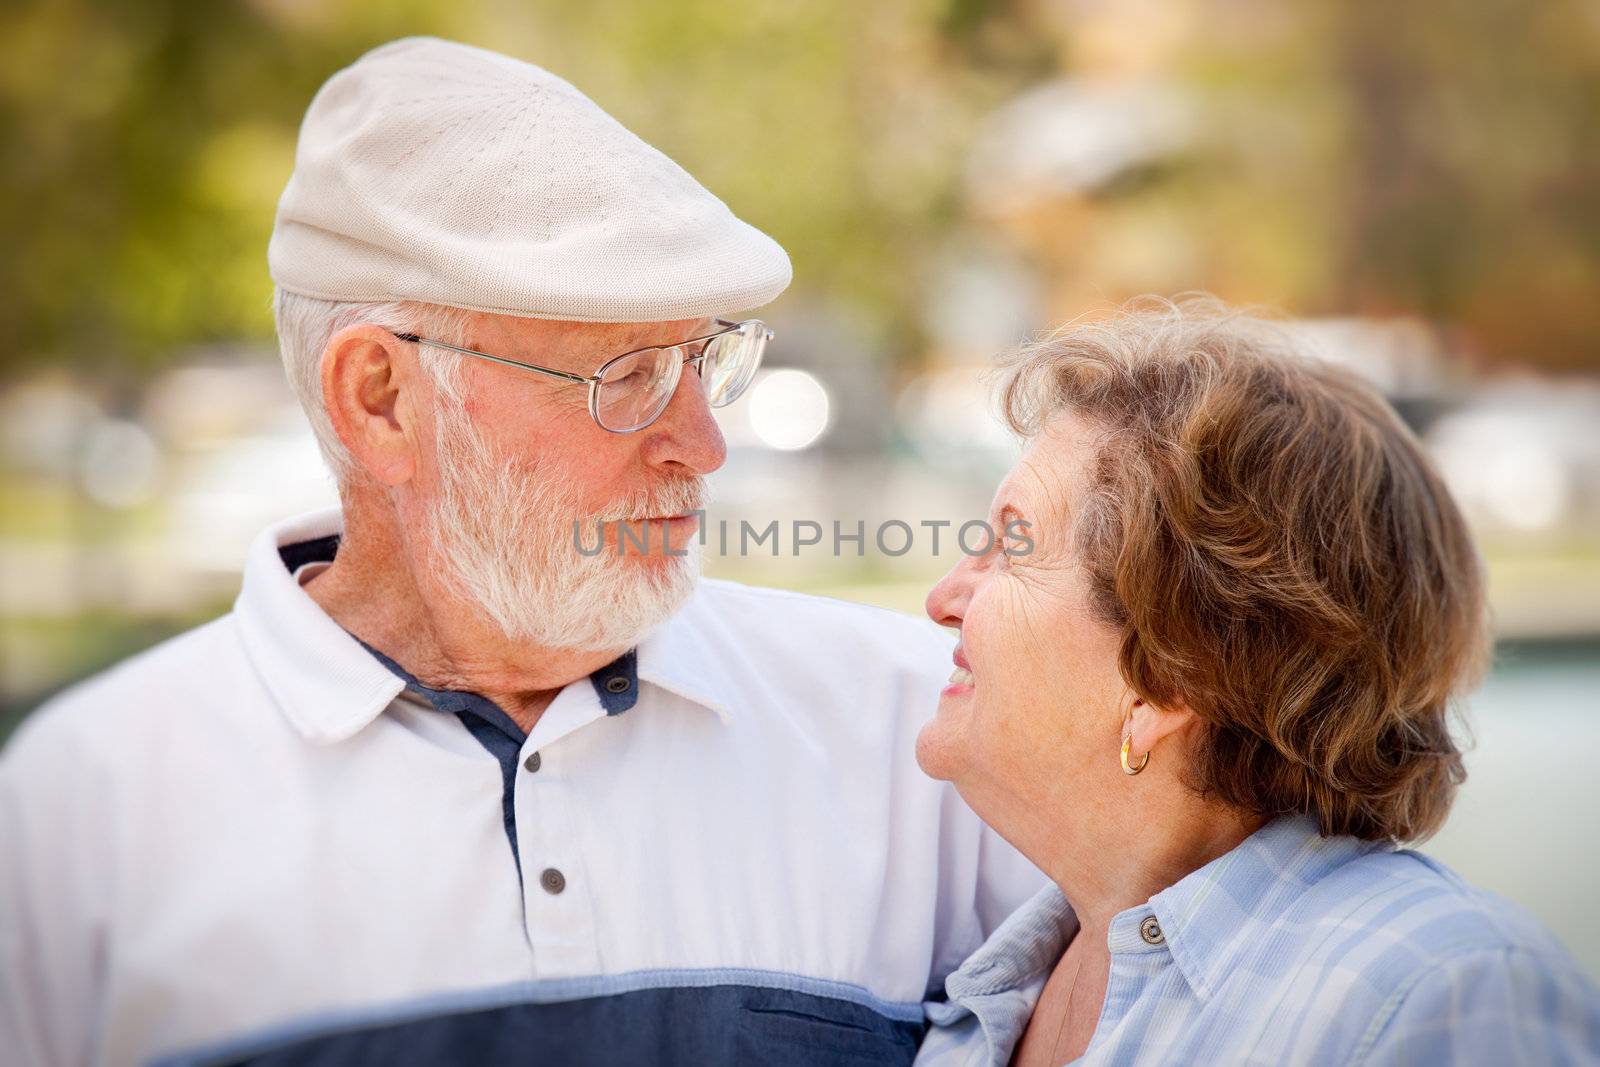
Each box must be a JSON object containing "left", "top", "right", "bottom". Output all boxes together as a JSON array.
[{"left": 393, "top": 317, "right": 772, "bottom": 434}]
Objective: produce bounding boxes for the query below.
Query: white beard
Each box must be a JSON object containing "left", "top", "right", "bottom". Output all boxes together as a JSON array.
[{"left": 423, "top": 400, "right": 704, "bottom": 652}]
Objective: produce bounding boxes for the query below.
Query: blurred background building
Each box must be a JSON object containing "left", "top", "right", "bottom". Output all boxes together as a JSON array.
[{"left": 2, "top": 0, "right": 1597, "bottom": 973}]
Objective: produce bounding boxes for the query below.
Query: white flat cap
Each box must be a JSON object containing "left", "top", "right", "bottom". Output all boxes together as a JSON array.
[{"left": 269, "top": 37, "right": 791, "bottom": 323}]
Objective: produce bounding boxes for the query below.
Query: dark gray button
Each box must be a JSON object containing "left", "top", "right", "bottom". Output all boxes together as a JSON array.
[
  {"left": 605, "top": 676, "right": 631, "bottom": 694},
  {"left": 540, "top": 868, "right": 566, "bottom": 895},
  {"left": 523, "top": 752, "right": 541, "bottom": 773},
  {"left": 1140, "top": 915, "right": 1164, "bottom": 945}
]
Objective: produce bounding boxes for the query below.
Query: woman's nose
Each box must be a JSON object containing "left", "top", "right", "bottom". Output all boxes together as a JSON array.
[{"left": 926, "top": 555, "right": 976, "bottom": 629}]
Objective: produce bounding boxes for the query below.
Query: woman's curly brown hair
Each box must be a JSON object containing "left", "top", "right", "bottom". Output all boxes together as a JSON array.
[{"left": 998, "top": 297, "right": 1488, "bottom": 843}]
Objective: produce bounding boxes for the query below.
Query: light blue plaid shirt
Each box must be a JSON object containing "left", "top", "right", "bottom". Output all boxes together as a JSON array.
[{"left": 917, "top": 816, "right": 1600, "bottom": 1065}]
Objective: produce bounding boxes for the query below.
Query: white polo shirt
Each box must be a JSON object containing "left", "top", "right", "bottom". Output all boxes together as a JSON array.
[{"left": 0, "top": 508, "right": 1042, "bottom": 1067}]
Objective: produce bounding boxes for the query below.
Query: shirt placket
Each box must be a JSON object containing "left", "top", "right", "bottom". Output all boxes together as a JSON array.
[
  {"left": 514, "top": 684, "right": 611, "bottom": 976},
  {"left": 1080, "top": 909, "right": 1174, "bottom": 1063}
]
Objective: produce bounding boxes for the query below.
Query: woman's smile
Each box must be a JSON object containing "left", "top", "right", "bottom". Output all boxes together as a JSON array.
[{"left": 944, "top": 646, "right": 975, "bottom": 696}]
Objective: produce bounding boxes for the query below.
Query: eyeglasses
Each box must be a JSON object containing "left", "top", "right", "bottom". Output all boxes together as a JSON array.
[{"left": 394, "top": 318, "right": 772, "bottom": 434}]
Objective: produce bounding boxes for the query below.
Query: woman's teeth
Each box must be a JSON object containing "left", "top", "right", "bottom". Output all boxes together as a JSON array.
[{"left": 948, "top": 667, "right": 974, "bottom": 687}]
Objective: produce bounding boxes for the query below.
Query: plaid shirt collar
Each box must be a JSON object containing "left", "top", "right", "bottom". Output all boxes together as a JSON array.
[{"left": 940, "top": 816, "right": 1390, "bottom": 1014}]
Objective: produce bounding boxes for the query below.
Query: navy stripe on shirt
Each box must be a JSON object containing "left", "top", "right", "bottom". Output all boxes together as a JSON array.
[{"left": 175, "top": 981, "right": 924, "bottom": 1067}]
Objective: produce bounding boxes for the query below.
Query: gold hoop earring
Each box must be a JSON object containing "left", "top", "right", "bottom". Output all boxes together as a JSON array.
[{"left": 1121, "top": 734, "right": 1150, "bottom": 776}]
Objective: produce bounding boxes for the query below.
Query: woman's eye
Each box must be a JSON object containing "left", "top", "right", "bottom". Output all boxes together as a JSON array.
[
  {"left": 982, "top": 530, "right": 1008, "bottom": 565},
  {"left": 999, "top": 517, "right": 1033, "bottom": 560}
]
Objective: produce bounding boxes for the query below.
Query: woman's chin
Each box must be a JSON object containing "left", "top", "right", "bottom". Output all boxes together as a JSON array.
[{"left": 914, "top": 712, "right": 966, "bottom": 782}]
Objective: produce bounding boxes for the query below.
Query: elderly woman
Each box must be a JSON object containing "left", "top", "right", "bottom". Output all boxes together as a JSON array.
[{"left": 914, "top": 301, "right": 1600, "bottom": 1066}]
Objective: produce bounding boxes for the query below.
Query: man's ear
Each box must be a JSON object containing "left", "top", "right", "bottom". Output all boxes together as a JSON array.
[{"left": 320, "top": 325, "right": 422, "bottom": 487}]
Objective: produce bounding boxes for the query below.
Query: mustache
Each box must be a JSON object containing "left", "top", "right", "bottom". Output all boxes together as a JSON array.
[{"left": 593, "top": 476, "right": 708, "bottom": 523}]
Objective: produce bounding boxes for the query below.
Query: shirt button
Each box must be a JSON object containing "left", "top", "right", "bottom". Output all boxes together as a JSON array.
[
  {"left": 540, "top": 868, "right": 566, "bottom": 895},
  {"left": 1140, "top": 916, "right": 1165, "bottom": 945},
  {"left": 604, "top": 676, "right": 631, "bottom": 694},
  {"left": 523, "top": 751, "right": 541, "bottom": 773}
]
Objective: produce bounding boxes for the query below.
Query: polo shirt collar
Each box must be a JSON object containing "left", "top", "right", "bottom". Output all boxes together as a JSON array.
[
  {"left": 633, "top": 594, "right": 736, "bottom": 721},
  {"left": 233, "top": 507, "right": 404, "bottom": 745},
  {"left": 234, "top": 507, "right": 733, "bottom": 744}
]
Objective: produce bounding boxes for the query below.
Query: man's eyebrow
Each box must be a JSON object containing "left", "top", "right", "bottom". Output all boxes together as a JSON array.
[{"left": 636, "top": 317, "right": 716, "bottom": 342}]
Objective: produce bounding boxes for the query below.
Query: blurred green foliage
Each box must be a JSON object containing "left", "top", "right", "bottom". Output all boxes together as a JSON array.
[{"left": 0, "top": 0, "right": 1596, "bottom": 379}]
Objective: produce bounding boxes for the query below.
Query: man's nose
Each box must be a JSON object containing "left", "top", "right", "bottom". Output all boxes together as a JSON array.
[{"left": 639, "top": 359, "right": 728, "bottom": 475}]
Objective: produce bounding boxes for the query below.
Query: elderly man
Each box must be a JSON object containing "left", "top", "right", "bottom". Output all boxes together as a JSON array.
[{"left": 0, "top": 36, "right": 1039, "bottom": 1067}]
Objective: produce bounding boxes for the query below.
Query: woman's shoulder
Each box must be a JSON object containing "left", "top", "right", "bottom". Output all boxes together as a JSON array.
[
  {"left": 1159, "top": 818, "right": 1589, "bottom": 1010},
  {"left": 1171, "top": 824, "right": 1600, "bottom": 1062},
  {"left": 1248, "top": 839, "right": 1599, "bottom": 1036},
  {"left": 1287, "top": 847, "right": 1600, "bottom": 1062},
  {"left": 1296, "top": 844, "right": 1571, "bottom": 967}
]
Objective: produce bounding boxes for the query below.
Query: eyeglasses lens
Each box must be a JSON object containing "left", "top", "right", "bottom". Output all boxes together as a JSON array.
[{"left": 595, "top": 321, "right": 769, "bottom": 432}]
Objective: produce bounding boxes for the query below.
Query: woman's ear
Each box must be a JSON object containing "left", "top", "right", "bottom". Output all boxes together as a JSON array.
[
  {"left": 321, "top": 325, "right": 422, "bottom": 487},
  {"left": 1125, "top": 693, "right": 1197, "bottom": 762}
]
